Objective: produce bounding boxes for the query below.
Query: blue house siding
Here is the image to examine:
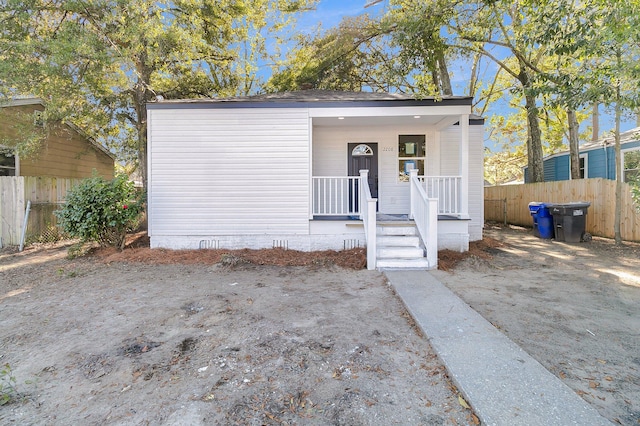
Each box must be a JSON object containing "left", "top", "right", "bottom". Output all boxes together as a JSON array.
[
  {"left": 524, "top": 136, "right": 640, "bottom": 182},
  {"left": 555, "top": 157, "right": 570, "bottom": 180},
  {"left": 585, "top": 145, "right": 620, "bottom": 180}
]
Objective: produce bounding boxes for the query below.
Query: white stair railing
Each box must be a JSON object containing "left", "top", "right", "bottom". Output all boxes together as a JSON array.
[
  {"left": 359, "top": 170, "right": 377, "bottom": 270},
  {"left": 410, "top": 170, "right": 438, "bottom": 269}
]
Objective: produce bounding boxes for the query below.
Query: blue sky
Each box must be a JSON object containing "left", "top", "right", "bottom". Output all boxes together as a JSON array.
[
  {"left": 289, "top": 0, "right": 637, "bottom": 145},
  {"left": 296, "top": 0, "right": 385, "bottom": 34}
]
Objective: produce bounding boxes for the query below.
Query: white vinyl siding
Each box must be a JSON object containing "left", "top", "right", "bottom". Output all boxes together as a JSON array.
[
  {"left": 148, "top": 108, "right": 310, "bottom": 236},
  {"left": 468, "top": 126, "right": 484, "bottom": 240},
  {"left": 440, "top": 125, "right": 484, "bottom": 240}
]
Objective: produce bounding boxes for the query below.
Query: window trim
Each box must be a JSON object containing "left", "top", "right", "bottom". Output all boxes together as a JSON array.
[
  {"left": 576, "top": 153, "right": 587, "bottom": 179},
  {"left": 621, "top": 147, "right": 640, "bottom": 182},
  {"left": 0, "top": 145, "right": 19, "bottom": 176},
  {"left": 398, "top": 134, "right": 426, "bottom": 183}
]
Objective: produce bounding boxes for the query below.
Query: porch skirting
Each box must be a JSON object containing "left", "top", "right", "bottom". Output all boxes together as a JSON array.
[
  {"left": 150, "top": 219, "right": 471, "bottom": 252},
  {"left": 438, "top": 219, "right": 470, "bottom": 252},
  {"left": 150, "top": 233, "right": 366, "bottom": 252},
  {"left": 150, "top": 221, "right": 366, "bottom": 251}
]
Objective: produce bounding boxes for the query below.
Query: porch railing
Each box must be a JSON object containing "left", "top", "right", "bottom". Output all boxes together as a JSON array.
[
  {"left": 419, "top": 176, "right": 462, "bottom": 215},
  {"left": 410, "top": 170, "right": 438, "bottom": 269},
  {"left": 311, "top": 176, "right": 359, "bottom": 216},
  {"left": 311, "top": 175, "right": 462, "bottom": 217}
]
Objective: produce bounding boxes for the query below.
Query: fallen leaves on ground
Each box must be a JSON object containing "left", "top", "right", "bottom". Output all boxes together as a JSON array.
[
  {"left": 92, "top": 232, "right": 504, "bottom": 271},
  {"left": 90, "top": 231, "right": 503, "bottom": 272},
  {"left": 438, "top": 236, "right": 505, "bottom": 271},
  {"left": 93, "top": 232, "right": 367, "bottom": 269}
]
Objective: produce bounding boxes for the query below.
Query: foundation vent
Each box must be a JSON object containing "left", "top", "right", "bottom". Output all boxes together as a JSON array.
[
  {"left": 344, "top": 239, "right": 362, "bottom": 250},
  {"left": 273, "top": 240, "right": 289, "bottom": 250},
  {"left": 199, "top": 240, "right": 220, "bottom": 249}
]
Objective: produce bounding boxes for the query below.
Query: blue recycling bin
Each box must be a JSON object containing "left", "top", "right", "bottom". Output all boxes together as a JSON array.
[{"left": 528, "top": 202, "right": 554, "bottom": 239}]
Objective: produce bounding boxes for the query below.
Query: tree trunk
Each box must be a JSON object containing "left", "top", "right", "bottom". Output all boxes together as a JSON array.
[
  {"left": 568, "top": 109, "right": 581, "bottom": 179},
  {"left": 134, "top": 53, "right": 153, "bottom": 193},
  {"left": 524, "top": 90, "right": 544, "bottom": 182},
  {"left": 592, "top": 103, "right": 600, "bottom": 142},
  {"left": 467, "top": 52, "right": 482, "bottom": 98},
  {"left": 134, "top": 90, "right": 148, "bottom": 192},
  {"left": 614, "top": 86, "right": 623, "bottom": 245},
  {"left": 436, "top": 48, "right": 452, "bottom": 96}
]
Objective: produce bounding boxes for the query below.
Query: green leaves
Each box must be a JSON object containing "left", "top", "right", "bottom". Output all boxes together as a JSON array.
[
  {"left": 0, "top": 363, "right": 18, "bottom": 406},
  {"left": 55, "top": 174, "right": 143, "bottom": 250},
  {"left": 1, "top": 0, "right": 316, "bottom": 188}
]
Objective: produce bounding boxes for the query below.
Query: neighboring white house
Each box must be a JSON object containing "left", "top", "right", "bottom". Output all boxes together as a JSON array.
[{"left": 147, "top": 90, "right": 484, "bottom": 270}]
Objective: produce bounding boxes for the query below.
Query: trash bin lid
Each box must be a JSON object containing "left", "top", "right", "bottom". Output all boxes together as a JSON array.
[
  {"left": 529, "top": 202, "right": 541, "bottom": 214},
  {"left": 550, "top": 202, "right": 591, "bottom": 208},
  {"left": 528, "top": 201, "right": 549, "bottom": 211},
  {"left": 549, "top": 202, "right": 591, "bottom": 216}
]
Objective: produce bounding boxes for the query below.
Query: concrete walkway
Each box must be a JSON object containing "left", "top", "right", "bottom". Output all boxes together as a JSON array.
[{"left": 385, "top": 270, "right": 612, "bottom": 426}]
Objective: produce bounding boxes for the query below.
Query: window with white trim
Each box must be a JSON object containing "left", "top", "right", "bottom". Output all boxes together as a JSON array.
[
  {"left": 622, "top": 148, "right": 640, "bottom": 182},
  {"left": 579, "top": 154, "right": 587, "bottom": 178},
  {"left": 0, "top": 149, "right": 16, "bottom": 176},
  {"left": 568, "top": 154, "right": 588, "bottom": 179},
  {"left": 398, "top": 134, "right": 425, "bottom": 182}
]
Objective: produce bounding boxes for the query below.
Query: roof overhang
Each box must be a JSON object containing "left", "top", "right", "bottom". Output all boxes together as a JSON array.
[
  {"left": 147, "top": 89, "right": 473, "bottom": 110},
  {"left": 147, "top": 90, "right": 482, "bottom": 127},
  {"left": 0, "top": 97, "right": 45, "bottom": 108}
]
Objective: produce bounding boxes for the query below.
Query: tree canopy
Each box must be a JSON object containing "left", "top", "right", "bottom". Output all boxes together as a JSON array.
[
  {"left": 0, "top": 0, "right": 316, "bottom": 188},
  {"left": 1, "top": 0, "right": 639, "bottom": 191}
]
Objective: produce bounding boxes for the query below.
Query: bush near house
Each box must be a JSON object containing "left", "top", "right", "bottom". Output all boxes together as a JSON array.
[{"left": 56, "top": 174, "right": 143, "bottom": 250}]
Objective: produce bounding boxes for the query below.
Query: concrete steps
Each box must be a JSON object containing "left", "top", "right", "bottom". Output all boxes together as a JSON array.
[{"left": 376, "top": 222, "right": 430, "bottom": 270}]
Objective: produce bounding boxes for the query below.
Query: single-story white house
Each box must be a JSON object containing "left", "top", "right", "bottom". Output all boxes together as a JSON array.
[{"left": 147, "top": 90, "right": 484, "bottom": 270}]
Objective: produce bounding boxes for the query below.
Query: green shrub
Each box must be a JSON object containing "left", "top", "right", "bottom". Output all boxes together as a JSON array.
[
  {"left": 0, "top": 363, "right": 17, "bottom": 406},
  {"left": 56, "top": 174, "right": 143, "bottom": 250}
]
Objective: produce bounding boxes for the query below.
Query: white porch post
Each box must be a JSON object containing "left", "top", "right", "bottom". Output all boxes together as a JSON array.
[
  {"left": 359, "top": 169, "right": 368, "bottom": 220},
  {"left": 359, "top": 169, "right": 377, "bottom": 270},
  {"left": 409, "top": 168, "right": 418, "bottom": 220},
  {"left": 460, "top": 114, "right": 470, "bottom": 219}
]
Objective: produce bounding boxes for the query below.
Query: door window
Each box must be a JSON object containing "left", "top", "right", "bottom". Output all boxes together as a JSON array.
[{"left": 351, "top": 144, "right": 374, "bottom": 156}]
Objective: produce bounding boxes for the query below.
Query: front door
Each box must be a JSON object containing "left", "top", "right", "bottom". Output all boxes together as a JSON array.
[{"left": 348, "top": 143, "right": 378, "bottom": 211}]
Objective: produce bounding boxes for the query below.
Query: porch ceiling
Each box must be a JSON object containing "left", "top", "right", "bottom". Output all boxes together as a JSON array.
[{"left": 313, "top": 115, "right": 448, "bottom": 127}]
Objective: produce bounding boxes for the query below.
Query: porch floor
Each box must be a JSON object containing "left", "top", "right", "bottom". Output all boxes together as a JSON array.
[{"left": 312, "top": 213, "right": 463, "bottom": 222}]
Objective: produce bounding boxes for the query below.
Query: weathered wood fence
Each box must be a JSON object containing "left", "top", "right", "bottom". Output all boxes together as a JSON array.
[
  {"left": 485, "top": 178, "right": 640, "bottom": 242},
  {"left": 0, "top": 176, "right": 81, "bottom": 247}
]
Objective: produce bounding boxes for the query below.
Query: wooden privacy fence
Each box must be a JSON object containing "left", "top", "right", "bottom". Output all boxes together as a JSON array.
[
  {"left": 0, "top": 176, "right": 81, "bottom": 247},
  {"left": 485, "top": 178, "right": 640, "bottom": 242}
]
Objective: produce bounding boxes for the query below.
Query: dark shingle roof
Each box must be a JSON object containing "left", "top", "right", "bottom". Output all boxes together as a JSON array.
[
  {"left": 230, "top": 89, "right": 469, "bottom": 102},
  {"left": 151, "top": 89, "right": 472, "bottom": 108}
]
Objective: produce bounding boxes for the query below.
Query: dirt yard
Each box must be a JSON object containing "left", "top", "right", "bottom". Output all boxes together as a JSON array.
[
  {"left": 0, "top": 240, "right": 473, "bottom": 425},
  {"left": 1, "top": 225, "right": 639, "bottom": 425},
  {"left": 434, "top": 224, "right": 640, "bottom": 426}
]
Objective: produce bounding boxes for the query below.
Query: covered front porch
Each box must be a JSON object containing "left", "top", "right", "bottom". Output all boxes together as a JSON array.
[
  {"left": 308, "top": 105, "right": 476, "bottom": 270},
  {"left": 310, "top": 169, "right": 468, "bottom": 270}
]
